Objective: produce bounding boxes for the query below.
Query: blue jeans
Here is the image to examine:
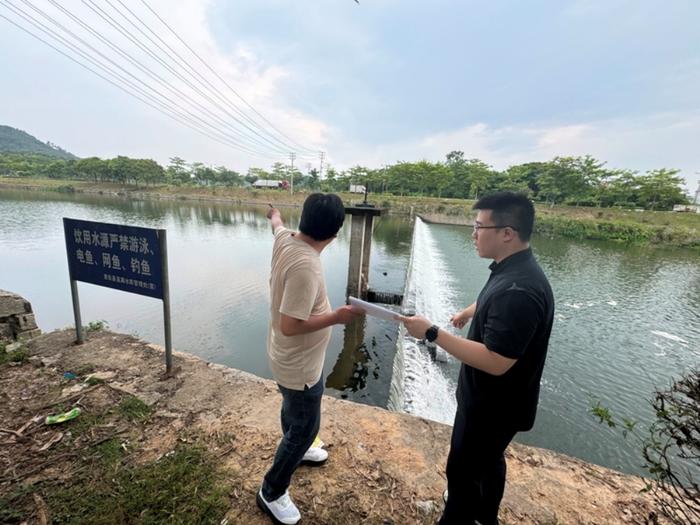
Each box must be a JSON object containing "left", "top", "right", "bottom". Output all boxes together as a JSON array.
[{"left": 262, "top": 376, "right": 324, "bottom": 501}]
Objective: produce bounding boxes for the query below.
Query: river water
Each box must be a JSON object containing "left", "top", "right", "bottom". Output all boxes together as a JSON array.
[{"left": 1, "top": 189, "right": 698, "bottom": 476}]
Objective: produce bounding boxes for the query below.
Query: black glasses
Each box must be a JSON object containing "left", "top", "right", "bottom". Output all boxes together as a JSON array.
[{"left": 472, "top": 223, "right": 519, "bottom": 232}]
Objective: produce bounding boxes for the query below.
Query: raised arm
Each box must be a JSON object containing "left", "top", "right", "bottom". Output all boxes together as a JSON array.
[{"left": 267, "top": 205, "right": 284, "bottom": 233}]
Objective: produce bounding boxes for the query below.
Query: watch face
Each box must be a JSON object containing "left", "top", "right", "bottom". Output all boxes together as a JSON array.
[{"left": 426, "top": 325, "right": 438, "bottom": 342}]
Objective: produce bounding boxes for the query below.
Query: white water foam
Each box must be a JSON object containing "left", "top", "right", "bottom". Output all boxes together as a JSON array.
[
  {"left": 401, "top": 218, "right": 460, "bottom": 424},
  {"left": 650, "top": 330, "right": 689, "bottom": 345}
]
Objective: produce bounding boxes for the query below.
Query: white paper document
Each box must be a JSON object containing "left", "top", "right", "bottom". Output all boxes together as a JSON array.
[{"left": 348, "top": 296, "right": 401, "bottom": 322}]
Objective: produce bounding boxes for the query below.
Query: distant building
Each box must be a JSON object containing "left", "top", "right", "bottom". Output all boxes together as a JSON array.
[
  {"left": 672, "top": 204, "right": 700, "bottom": 213},
  {"left": 252, "top": 179, "right": 289, "bottom": 190},
  {"left": 349, "top": 184, "right": 366, "bottom": 194}
]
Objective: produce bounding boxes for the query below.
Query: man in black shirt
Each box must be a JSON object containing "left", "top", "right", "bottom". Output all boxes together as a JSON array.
[{"left": 400, "top": 192, "right": 554, "bottom": 525}]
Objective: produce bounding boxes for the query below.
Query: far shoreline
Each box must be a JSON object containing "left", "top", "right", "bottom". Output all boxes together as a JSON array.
[{"left": 1, "top": 176, "right": 699, "bottom": 251}]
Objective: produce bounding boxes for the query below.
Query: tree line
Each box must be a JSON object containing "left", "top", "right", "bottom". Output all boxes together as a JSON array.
[{"left": 0, "top": 150, "right": 691, "bottom": 210}]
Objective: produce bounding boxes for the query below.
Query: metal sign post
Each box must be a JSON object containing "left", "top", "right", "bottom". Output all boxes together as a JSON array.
[
  {"left": 63, "top": 218, "right": 173, "bottom": 375},
  {"left": 159, "top": 230, "right": 173, "bottom": 373}
]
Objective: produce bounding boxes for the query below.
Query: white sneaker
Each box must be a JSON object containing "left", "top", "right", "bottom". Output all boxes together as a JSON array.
[
  {"left": 257, "top": 489, "right": 301, "bottom": 525},
  {"left": 301, "top": 445, "right": 328, "bottom": 465}
]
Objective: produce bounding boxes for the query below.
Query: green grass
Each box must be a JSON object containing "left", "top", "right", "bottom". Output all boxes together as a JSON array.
[
  {"left": 44, "top": 443, "right": 229, "bottom": 525},
  {"left": 93, "top": 437, "right": 126, "bottom": 468},
  {"left": 72, "top": 363, "right": 96, "bottom": 376},
  {"left": 2, "top": 397, "right": 228, "bottom": 524},
  {"left": 85, "top": 376, "right": 104, "bottom": 386},
  {"left": 0, "top": 484, "right": 34, "bottom": 523},
  {"left": 65, "top": 409, "right": 107, "bottom": 435},
  {"left": 85, "top": 320, "right": 108, "bottom": 332},
  {"left": 47, "top": 395, "right": 152, "bottom": 438},
  {"left": 0, "top": 343, "right": 29, "bottom": 365},
  {"left": 117, "top": 396, "right": 153, "bottom": 422}
]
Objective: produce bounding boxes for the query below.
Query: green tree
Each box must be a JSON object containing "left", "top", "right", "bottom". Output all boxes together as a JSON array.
[
  {"left": 75, "top": 157, "right": 106, "bottom": 182},
  {"left": 215, "top": 166, "right": 242, "bottom": 186},
  {"left": 246, "top": 167, "right": 270, "bottom": 184},
  {"left": 137, "top": 159, "right": 165, "bottom": 186},
  {"left": 270, "top": 162, "right": 287, "bottom": 180},
  {"left": 445, "top": 151, "right": 470, "bottom": 198},
  {"left": 167, "top": 157, "right": 190, "bottom": 185},
  {"left": 637, "top": 169, "right": 687, "bottom": 210}
]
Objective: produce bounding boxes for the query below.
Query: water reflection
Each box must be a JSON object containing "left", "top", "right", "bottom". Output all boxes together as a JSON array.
[{"left": 327, "top": 317, "right": 370, "bottom": 393}]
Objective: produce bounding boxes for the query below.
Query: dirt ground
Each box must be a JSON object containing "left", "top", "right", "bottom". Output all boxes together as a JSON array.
[{"left": 1, "top": 329, "right": 666, "bottom": 524}]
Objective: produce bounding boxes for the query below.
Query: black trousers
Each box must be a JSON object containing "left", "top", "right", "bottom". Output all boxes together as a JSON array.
[
  {"left": 262, "top": 377, "right": 323, "bottom": 501},
  {"left": 438, "top": 406, "right": 517, "bottom": 525}
]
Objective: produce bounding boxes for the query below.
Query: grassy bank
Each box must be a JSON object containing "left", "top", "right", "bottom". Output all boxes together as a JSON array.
[
  {"left": 1, "top": 327, "right": 669, "bottom": 524},
  {"left": 0, "top": 355, "right": 232, "bottom": 524},
  {"left": 534, "top": 205, "right": 700, "bottom": 249},
  {"left": 2, "top": 176, "right": 699, "bottom": 250}
]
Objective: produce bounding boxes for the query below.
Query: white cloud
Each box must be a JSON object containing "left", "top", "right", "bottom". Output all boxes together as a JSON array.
[
  {"left": 328, "top": 112, "right": 700, "bottom": 192},
  {"left": 1, "top": 0, "right": 697, "bottom": 195},
  {"left": 0, "top": 0, "right": 326, "bottom": 166},
  {"left": 141, "top": 0, "right": 329, "bottom": 155}
]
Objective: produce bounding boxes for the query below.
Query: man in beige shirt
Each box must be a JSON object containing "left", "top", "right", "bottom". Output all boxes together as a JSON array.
[{"left": 258, "top": 193, "right": 360, "bottom": 525}]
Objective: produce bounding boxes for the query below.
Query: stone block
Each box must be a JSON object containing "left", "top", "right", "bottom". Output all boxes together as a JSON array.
[
  {"left": 0, "top": 322, "right": 13, "bottom": 341},
  {"left": 16, "top": 329, "right": 41, "bottom": 342},
  {"left": 0, "top": 291, "right": 26, "bottom": 317},
  {"left": 16, "top": 314, "right": 38, "bottom": 331}
]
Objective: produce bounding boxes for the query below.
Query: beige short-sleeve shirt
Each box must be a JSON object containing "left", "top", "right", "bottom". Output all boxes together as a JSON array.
[{"left": 267, "top": 227, "right": 331, "bottom": 390}]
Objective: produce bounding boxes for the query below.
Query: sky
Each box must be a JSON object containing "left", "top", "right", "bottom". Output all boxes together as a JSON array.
[{"left": 1, "top": 0, "right": 698, "bottom": 193}]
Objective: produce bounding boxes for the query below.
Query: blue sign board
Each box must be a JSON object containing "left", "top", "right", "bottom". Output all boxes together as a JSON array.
[{"left": 63, "top": 218, "right": 164, "bottom": 300}]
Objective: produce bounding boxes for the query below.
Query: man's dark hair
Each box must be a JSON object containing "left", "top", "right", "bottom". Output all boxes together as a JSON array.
[
  {"left": 299, "top": 193, "right": 345, "bottom": 241},
  {"left": 472, "top": 191, "right": 535, "bottom": 241}
]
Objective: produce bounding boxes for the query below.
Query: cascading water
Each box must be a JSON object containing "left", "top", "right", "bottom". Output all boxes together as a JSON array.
[{"left": 395, "top": 217, "right": 463, "bottom": 424}]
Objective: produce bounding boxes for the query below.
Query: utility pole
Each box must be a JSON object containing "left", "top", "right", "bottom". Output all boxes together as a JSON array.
[
  {"left": 289, "top": 152, "right": 296, "bottom": 195},
  {"left": 694, "top": 179, "right": 700, "bottom": 205},
  {"left": 319, "top": 151, "right": 325, "bottom": 180}
]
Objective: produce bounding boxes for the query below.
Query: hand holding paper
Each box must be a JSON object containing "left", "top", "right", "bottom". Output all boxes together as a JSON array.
[{"left": 348, "top": 296, "right": 401, "bottom": 322}]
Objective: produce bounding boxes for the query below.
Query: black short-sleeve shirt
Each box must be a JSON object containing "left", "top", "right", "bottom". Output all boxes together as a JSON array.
[{"left": 457, "top": 248, "right": 554, "bottom": 431}]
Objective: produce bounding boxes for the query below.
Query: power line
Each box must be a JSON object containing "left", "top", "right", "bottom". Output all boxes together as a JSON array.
[
  {"left": 113, "top": 0, "right": 313, "bottom": 157},
  {"left": 48, "top": 0, "right": 272, "bottom": 153},
  {"left": 0, "top": 1, "right": 289, "bottom": 160},
  {"left": 0, "top": 1, "right": 323, "bottom": 162},
  {"left": 77, "top": 0, "right": 294, "bottom": 157},
  {"left": 289, "top": 152, "right": 296, "bottom": 195},
  {"left": 9, "top": 0, "right": 283, "bottom": 158},
  {"left": 21, "top": 0, "right": 273, "bottom": 156},
  {"left": 83, "top": 0, "right": 302, "bottom": 157},
  {"left": 139, "top": 0, "right": 319, "bottom": 156}
]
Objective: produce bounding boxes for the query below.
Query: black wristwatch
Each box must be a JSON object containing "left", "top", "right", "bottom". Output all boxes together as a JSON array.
[{"left": 425, "top": 325, "right": 439, "bottom": 342}]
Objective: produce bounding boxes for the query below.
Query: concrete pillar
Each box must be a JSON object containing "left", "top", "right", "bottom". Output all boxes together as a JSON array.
[
  {"left": 360, "top": 215, "right": 375, "bottom": 298},
  {"left": 344, "top": 205, "right": 385, "bottom": 300},
  {"left": 346, "top": 214, "right": 366, "bottom": 299}
]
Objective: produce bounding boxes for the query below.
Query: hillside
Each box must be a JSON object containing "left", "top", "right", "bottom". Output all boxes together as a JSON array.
[{"left": 0, "top": 125, "right": 76, "bottom": 159}]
